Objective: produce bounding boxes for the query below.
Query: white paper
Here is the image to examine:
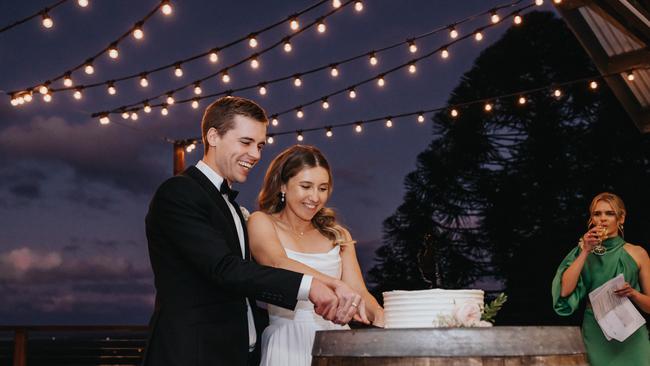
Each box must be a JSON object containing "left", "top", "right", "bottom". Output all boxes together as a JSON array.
[{"left": 588, "top": 273, "right": 646, "bottom": 342}]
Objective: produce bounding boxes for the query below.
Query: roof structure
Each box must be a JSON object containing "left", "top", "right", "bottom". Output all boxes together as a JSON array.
[{"left": 555, "top": 0, "right": 650, "bottom": 132}]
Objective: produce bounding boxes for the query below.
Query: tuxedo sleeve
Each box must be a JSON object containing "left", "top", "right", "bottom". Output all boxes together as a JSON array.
[{"left": 147, "top": 177, "right": 303, "bottom": 309}]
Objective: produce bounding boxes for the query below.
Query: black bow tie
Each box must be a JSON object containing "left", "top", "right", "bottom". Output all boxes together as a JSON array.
[{"left": 219, "top": 180, "right": 239, "bottom": 202}]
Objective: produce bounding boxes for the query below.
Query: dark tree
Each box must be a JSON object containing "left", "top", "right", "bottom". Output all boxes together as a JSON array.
[{"left": 369, "top": 11, "right": 650, "bottom": 324}]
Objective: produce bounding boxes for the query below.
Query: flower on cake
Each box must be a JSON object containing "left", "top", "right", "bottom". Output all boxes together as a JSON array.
[
  {"left": 436, "top": 293, "right": 507, "bottom": 327},
  {"left": 454, "top": 302, "right": 482, "bottom": 327}
]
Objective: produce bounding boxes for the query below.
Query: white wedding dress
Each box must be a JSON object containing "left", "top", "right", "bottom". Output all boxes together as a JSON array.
[{"left": 259, "top": 245, "right": 349, "bottom": 366}]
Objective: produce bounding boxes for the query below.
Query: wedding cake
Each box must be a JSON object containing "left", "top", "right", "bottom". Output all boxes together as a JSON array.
[{"left": 383, "top": 289, "right": 485, "bottom": 328}]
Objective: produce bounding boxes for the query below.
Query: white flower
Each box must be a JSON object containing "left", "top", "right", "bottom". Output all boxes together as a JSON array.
[
  {"left": 476, "top": 320, "right": 493, "bottom": 327},
  {"left": 453, "top": 301, "right": 482, "bottom": 327},
  {"left": 239, "top": 206, "right": 250, "bottom": 221}
]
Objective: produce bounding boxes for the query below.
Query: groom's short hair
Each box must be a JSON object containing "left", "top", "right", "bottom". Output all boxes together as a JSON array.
[{"left": 201, "top": 96, "right": 268, "bottom": 153}]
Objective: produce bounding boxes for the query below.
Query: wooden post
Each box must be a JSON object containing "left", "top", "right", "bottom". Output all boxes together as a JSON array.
[
  {"left": 13, "top": 328, "right": 26, "bottom": 366},
  {"left": 173, "top": 142, "right": 185, "bottom": 176}
]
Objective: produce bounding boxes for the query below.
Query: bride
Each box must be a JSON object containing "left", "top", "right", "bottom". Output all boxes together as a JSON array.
[{"left": 247, "top": 144, "right": 384, "bottom": 366}]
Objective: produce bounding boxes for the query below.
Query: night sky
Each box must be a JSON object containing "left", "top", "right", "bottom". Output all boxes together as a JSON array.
[{"left": 0, "top": 0, "right": 556, "bottom": 324}]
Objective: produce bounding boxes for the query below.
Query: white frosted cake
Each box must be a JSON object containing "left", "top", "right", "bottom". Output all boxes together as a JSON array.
[{"left": 383, "top": 289, "right": 485, "bottom": 328}]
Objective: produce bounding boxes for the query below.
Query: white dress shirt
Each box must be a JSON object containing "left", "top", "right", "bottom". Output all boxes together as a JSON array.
[{"left": 195, "top": 160, "right": 312, "bottom": 349}]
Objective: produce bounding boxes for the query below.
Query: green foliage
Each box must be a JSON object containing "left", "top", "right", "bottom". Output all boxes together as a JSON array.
[{"left": 481, "top": 293, "right": 508, "bottom": 323}]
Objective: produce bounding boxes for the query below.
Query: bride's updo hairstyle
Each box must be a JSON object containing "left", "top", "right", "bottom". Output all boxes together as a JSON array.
[{"left": 258, "top": 145, "right": 345, "bottom": 243}]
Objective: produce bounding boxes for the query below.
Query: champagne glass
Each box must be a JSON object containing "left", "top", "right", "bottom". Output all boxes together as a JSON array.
[{"left": 592, "top": 225, "right": 608, "bottom": 255}]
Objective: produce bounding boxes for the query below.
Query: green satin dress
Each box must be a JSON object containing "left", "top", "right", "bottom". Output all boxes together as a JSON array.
[{"left": 552, "top": 236, "right": 650, "bottom": 366}]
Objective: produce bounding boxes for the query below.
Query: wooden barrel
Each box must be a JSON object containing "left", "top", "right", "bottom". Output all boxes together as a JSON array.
[{"left": 312, "top": 326, "right": 587, "bottom": 366}]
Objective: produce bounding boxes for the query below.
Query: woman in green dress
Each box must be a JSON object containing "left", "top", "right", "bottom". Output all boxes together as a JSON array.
[{"left": 552, "top": 192, "right": 650, "bottom": 365}]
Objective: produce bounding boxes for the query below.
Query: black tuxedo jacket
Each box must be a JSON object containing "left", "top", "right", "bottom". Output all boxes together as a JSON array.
[{"left": 142, "top": 166, "right": 304, "bottom": 366}]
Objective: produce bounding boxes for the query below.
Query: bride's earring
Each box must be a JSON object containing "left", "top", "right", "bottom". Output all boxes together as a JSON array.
[{"left": 280, "top": 192, "right": 286, "bottom": 203}]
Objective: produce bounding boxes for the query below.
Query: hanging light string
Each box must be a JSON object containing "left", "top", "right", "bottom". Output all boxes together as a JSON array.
[
  {"left": 0, "top": 0, "right": 71, "bottom": 35},
  {"left": 10, "top": 0, "right": 335, "bottom": 104},
  {"left": 93, "top": 0, "right": 536, "bottom": 120},
  {"left": 8, "top": 0, "right": 173, "bottom": 100},
  {"left": 170, "top": 66, "right": 648, "bottom": 147},
  {"left": 90, "top": 0, "right": 354, "bottom": 117}
]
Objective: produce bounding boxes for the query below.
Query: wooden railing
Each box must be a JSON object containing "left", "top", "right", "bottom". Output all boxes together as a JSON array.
[{"left": 0, "top": 325, "right": 149, "bottom": 366}]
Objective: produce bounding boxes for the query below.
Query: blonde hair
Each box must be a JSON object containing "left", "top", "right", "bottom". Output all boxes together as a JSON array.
[
  {"left": 588, "top": 192, "right": 626, "bottom": 235},
  {"left": 258, "top": 145, "right": 346, "bottom": 244}
]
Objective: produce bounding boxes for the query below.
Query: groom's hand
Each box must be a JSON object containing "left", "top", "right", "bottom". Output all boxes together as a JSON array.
[
  {"left": 332, "top": 281, "right": 365, "bottom": 325},
  {"left": 309, "top": 278, "right": 338, "bottom": 322}
]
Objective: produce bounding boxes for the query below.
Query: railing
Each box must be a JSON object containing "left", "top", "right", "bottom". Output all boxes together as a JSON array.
[{"left": 0, "top": 325, "right": 149, "bottom": 366}]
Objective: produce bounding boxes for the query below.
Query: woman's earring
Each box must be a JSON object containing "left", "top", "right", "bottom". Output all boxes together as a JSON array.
[
  {"left": 618, "top": 223, "right": 624, "bottom": 238},
  {"left": 280, "top": 192, "right": 286, "bottom": 203}
]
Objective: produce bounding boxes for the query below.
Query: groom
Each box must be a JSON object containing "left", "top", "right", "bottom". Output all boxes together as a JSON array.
[{"left": 142, "top": 96, "right": 362, "bottom": 366}]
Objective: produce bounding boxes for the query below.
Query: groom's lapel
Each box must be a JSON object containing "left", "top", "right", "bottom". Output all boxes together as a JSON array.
[{"left": 184, "top": 166, "right": 241, "bottom": 256}]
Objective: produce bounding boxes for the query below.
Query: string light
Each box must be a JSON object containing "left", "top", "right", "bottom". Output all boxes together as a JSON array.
[
  {"left": 449, "top": 26, "right": 459, "bottom": 39},
  {"left": 348, "top": 88, "right": 357, "bottom": 99},
  {"left": 41, "top": 12, "right": 53, "bottom": 29},
  {"left": 78, "top": 0, "right": 89, "bottom": 8},
  {"left": 450, "top": 109, "right": 459, "bottom": 117},
  {"left": 283, "top": 38, "right": 293, "bottom": 53},
  {"left": 161, "top": 0, "right": 173, "bottom": 15},
  {"left": 330, "top": 65, "right": 339, "bottom": 77},
  {"left": 166, "top": 94, "right": 175, "bottom": 105},
  {"left": 132, "top": 22, "right": 144, "bottom": 40},
  {"left": 144, "top": 103, "right": 152, "bottom": 113},
  {"left": 185, "top": 143, "right": 196, "bottom": 153},
  {"left": 161, "top": 105, "right": 169, "bottom": 116},
  {"left": 108, "top": 44, "right": 119, "bottom": 59},
  {"left": 518, "top": 96, "right": 526, "bottom": 105},
  {"left": 248, "top": 34, "right": 258, "bottom": 48},
  {"left": 321, "top": 98, "right": 330, "bottom": 109},
  {"left": 209, "top": 49, "right": 219, "bottom": 63},
  {"left": 139, "top": 74, "right": 149, "bottom": 88},
  {"left": 377, "top": 75, "right": 386, "bottom": 87},
  {"left": 535, "top": 0, "right": 544, "bottom": 5},
  {"left": 417, "top": 113, "right": 425, "bottom": 123},
  {"left": 484, "top": 103, "right": 493, "bottom": 111},
  {"left": 289, "top": 17, "right": 300, "bottom": 31},
  {"left": 475, "top": 31, "right": 484, "bottom": 41},
  {"left": 250, "top": 56, "right": 260, "bottom": 69},
  {"left": 222, "top": 70, "right": 231, "bottom": 83},
  {"left": 63, "top": 73, "right": 73, "bottom": 87},
  {"left": 553, "top": 88, "right": 562, "bottom": 98},
  {"left": 23, "top": 93, "right": 33, "bottom": 103},
  {"left": 271, "top": 116, "right": 279, "bottom": 126},
  {"left": 99, "top": 115, "right": 110, "bottom": 125},
  {"left": 130, "top": 112, "right": 139, "bottom": 121},
  {"left": 441, "top": 48, "right": 450, "bottom": 59},
  {"left": 258, "top": 83, "right": 267, "bottom": 95},
  {"left": 296, "top": 107, "right": 304, "bottom": 118},
  {"left": 121, "top": 111, "right": 129, "bottom": 119},
  {"left": 408, "top": 40, "right": 418, "bottom": 53},
  {"left": 297, "top": 131, "right": 304, "bottom": 141},
  {"left": 332, "top": 0, "right": 342, "bottom": 8},
  {"left": 627, "top": 72, "right": 635, "bottom": 81},
  {"left": 317, "top": 18, "right": 326, "bottom": 33},
  {"left": 38, "top": 83, "right": 50, "bottom": 95},
  {"left": 191, "top": 99, "right": 200, "bottom": 109},
  {"left": 326, "top": 127, "right": 333, "bottom": 137},
  {"left": 174, "top": 64, "right": 183, "bottom": 77},
  {"left": 267, "top": 136, "right": 275, "bottom": 144},
  {"left": 293, "top": 75, "right": 303, "bottom": 87},
  {"left": 514, "top": 13, "right": 523, "bottom": 25},
  {"left": 73, "top": 88, "right": 83, "bottom": 100},
  {"left": 355, "top": 122, "right": 363, "bottom": 133},
  {"left": 491, "top": 10, "right": 500, "bottom": 24},
  {"left": 553, "top": 0, "right": 562, "bottom": 4},
  {"left": 193, "top": 83, "right": 202, "bottom": 95},
  {"left": 354, "top": 1, "right": 363, "bottom": 12},
  {"left": 589, "top": 81, "right": 598, "bottom": 89},
  {"left": 43, "top": 93, "right": 52, "bottom": 103},
  {"left": 107, "top": 82, "right": 117, "bottom": 95},
  {"left": 84, "top": 60, "right": 95, "bottom": 75},
  {"left": 408, "top": 63, "right": 417, "bottom": 74},
  {"left": 385, "top": 118, "right": 393, "bottom": 127},
  {"left": 369, "top": 52, "right": 378, "bottom": 66}
]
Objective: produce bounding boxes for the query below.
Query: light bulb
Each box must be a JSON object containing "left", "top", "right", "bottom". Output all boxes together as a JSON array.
[
  {"left": 271, "top": 117, "right": 279, "bottom": 126},
  {"left": 42, "top": 13, "right": 53, "bottom": 29},
  {"left": 441, "top": 48, "right": 449, "bottom": 59},
  {"left": 475, "top": 32, "right": 484, "bottom": 41},
  {"left": 43, "top": 93, "right": 52, "bottom": 103},
  {"left": 294, "top": 76, "right": 302, "bottom": 87},
  {"left": 185, "top": 143, "right": 195, "bottom": 153},
  {"left": 408, "top": 64, "right": 416, "bottom": 74},
  {"left": 554, "top": 0, "right": 562, "bottom": 3},
  {"left": 283, "top": 40, "right": 292, "bottom": 53},
  {"left": 78, "top": 0, "right": 89, "bottom": 7},
  {"left": 38, "top": 84, "right": 49, "bottom": 95},
  {"left": 450, "top": 109, "right": 459, "bottom": 117},
  {"left": 174, "top": 65, "right": 183, "bottom": 77},
  {"left": 290, "top": 18, "right": 299, "bottom": 31},
  {"left": 144, "top": 104, "right": 152, "bottom": 113},
  {"left": 377, "top": 76, "right": 385, "bottom": 87},
  {"left": 296, "top": 109, "right": 304, "bottom": 118},
  {"left": 133, "top": 25, "right": 144, "bottom": 40},
  {"left": 484, "top": 103, "right": 493, "bottom": 111},
  {"left": 627, "top": 72, "right": 635, "bottom": 81},
  {"left": 348, "top": 89, "right": 356, "bottom": 99},
  {"left": 191, "top": 100, "right": 199, "bottom": 109},
  {"left": 166, "top": 95, "right": 175, "bottom": 105},
  {"left": 107, "top": 83, "right": 117, "bottom": 95},
  {"left": 491, "top": 12, "right": 500, "bottom": 24},
  {"left": 248, "top": 35, "right": 258, "bottom": 48},
  {"left": 514, "top": 14, "right": 523, "bottom": 25},
  {"left": 108, "top": 46, "right": 119, "bottom": 59},
  {"left": 99, "top": 116, "right": 110, "bottom": 125},
  {"left": 161, "top": 107, "right": 169, "bottom": 116},
  {"left": 194, "top": 84, "right": 202, "bottom": 95},
  {"left": 84, "top": 62, "right": 94, "bottom": 75},
  {"left": 23, "top": 93, "right": 32, "bottom": 103},
  {"left": 332, "top": 0, "right": 342, "bottom": 8},
  {"left": 518, "top": 96, "right": 527, "bottom": 105},
  {"left": 73, "top": 89, "right": 83, "bottom": 100},
  {"left": 449, "top": 27, "right": 459, "bottom": 39},
  {"left": 408, "top": 41, "right": 417, "bottom": 53},
  {"left": 259, "top": 85, "right": 267, "bottom": 95},
  {"left": 354, "top": 1, "right": 363, "bottom": 12},
  {"left": 535, "top": 0, "right": 544, "bottom": 5},
  {"left": 369, "top": 54, "right": 378, "bottom": 66},
  {"left": 140, "top": 75, "right": 149, "bottom": 87},
  {"left": 297, "top": 133, "right": 304, "bottom": 141},
  {"left": 355, "top": 123, "right": 362, "bottom": 133},
  {"left": 209, "top": 50, "right": 219, "bottom": 63},
  {"left": 267, "top": 136, "right": 274, "bottom": 144},
  {"left": 385, "top": 119, "right": 393, "bottom": 127},
  {"left": 554, "top": 89, "right": 562, "bottom": 98},
  {"left": 161, "top": 0, "right": 173, "bottom": 15},
  {"left": 590, "top": 81, "right": 598, "bottom": 89},
  {"left": 130, "top": 112, "right": 138, "bottom": 121},
  {"left": 222, "top": 71, "right": 230, "bottom": 83},
  {"left": 322, "top": 99, "right": 329, "bottom": 109},
  {"left": 317, "top": 21, "right": 326, "bottom": 33},
  {"left": 121, "top": 112, "right": 129, "bottom": 119},
  {"left": 330, "top": 66, "right": 339, "bottom": 77},
  {"left": 63, "top": 74, "right": 73, "bottom": 87},
  {"left": 326, "top": 128, "right": 333, "bottom": 137},
  {"left": 250, "top": 57, "right": 259, "bottom": 69},
  {"left": 417, "top": 114, "right": 425, "bottom": 123}
]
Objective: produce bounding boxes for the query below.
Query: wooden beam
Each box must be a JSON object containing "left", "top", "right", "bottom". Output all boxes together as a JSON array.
[
  {"left": 173, "top": 143, "right": 185, "bottom": 176},
  {"left": 12, "top": 328, "right": 26, "bottom": 366},
  {"left": 606, "top": 47, "right": 650, "bottom": 73}
]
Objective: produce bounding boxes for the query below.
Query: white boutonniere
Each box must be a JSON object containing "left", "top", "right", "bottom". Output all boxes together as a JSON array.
[{"left": 239, "top": 206, "right": 250, "bottom": 221}]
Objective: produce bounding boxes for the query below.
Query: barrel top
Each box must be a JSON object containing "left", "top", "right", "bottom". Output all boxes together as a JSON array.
[{"left": 312, "top": 326, "right": 585, "bottom": 357}]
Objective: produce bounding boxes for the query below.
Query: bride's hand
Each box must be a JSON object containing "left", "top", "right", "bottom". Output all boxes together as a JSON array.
[{"left": 351, "top": 299, "right": 370, "bottom": 324}]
